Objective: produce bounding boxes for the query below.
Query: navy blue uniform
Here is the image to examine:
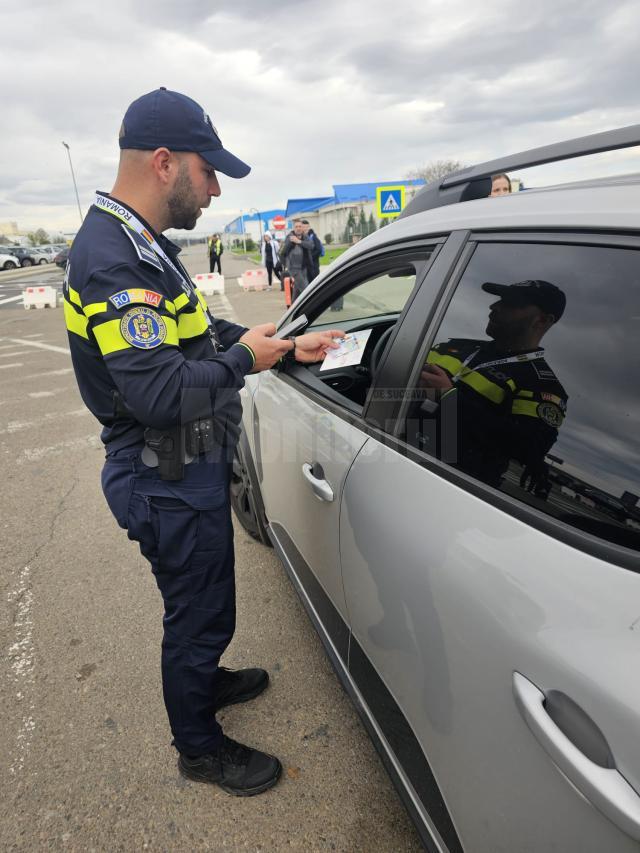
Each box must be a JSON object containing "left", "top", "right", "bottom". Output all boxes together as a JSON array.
[{"left": 64, "top": 195, "right": 254, "bottom": 755}]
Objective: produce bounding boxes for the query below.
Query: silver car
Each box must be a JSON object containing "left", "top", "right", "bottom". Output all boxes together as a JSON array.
[{"left": 232, "top": 126, "right": 640, "bottom": 852}]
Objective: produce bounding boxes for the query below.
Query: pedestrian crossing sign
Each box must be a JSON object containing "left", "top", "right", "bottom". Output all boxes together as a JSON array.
[{"left": 376, "top": 185, "right": 406, "bottom": 218}]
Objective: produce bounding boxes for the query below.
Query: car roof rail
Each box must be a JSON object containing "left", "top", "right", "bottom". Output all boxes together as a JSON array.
[{"left": 399, "top": 123, "right": 640, "bottom": 219}]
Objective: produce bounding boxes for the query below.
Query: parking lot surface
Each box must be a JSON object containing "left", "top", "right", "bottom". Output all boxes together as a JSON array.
[{"left": 0, "top": 248, "right": 421, "bottom": 851}]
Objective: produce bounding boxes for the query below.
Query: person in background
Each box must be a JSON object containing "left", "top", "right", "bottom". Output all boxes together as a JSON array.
[
  {"left": 209, "top": 232, "right": 223, "bottom": 273},
  {"left": 281, "top": 219, "right": 314, "bottom": 300},
  {"left": 490, "top": 174, "right": 512, "bottom": 196},
  {"left": 300, "top": 219, "right": 323, "bottom": 281},
  {"left": 260, "top": 231, "right": 281, "bottom": 289}
]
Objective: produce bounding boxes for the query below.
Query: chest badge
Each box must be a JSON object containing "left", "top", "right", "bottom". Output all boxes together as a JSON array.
[{"left": 120, "top": 306, "right": 166, "bottom": 349}]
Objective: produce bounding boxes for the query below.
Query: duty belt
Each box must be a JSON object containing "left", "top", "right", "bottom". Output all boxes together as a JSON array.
[{"left": 142, "top": 418, "right": 217, "bottom": 480}]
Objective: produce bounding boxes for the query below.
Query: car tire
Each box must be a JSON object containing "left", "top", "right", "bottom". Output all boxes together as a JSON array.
[
  {"left": 3, "top": 261, "right": 17, "bottom": 270},
  {"left": 21, "top": 259, "right": 33, "bottom": 267},
  {"left": 230, "top": 438, "right": 271, "bottom": 546},
  {"left": 38, "top": 258, "right": 48, "bottom": 265}
]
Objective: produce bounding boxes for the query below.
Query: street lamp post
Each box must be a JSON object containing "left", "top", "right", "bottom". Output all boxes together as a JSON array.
[
  {"left": 249, "top": 207, "right": 263, "bottom": 244},
  {"left": 62, "top": 141, "right": 83, "bottom": 225},
  {"left": 239, "top": 210, "right": 246, "bottom": 253}
]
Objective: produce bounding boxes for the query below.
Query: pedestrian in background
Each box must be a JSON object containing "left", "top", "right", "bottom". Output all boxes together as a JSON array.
[
  {"left": 260, "top": 231, "right": 282, "bottom": 289},
  {"left": 281, "top": 219, "right": 314, "bottom": 300},
  {"left": 209, "top": 232, "right": 223, "bottom": 272},
  {"left": 490, "top": 173, "right": 512, "bottom": 196},
  {"left": 300, "top": 219, "right": 323, "bottom": 281}
]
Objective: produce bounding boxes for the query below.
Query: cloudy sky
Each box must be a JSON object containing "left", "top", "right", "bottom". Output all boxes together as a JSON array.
[{"left": 2, "top": 0, "right": 639, "bottom": 236}]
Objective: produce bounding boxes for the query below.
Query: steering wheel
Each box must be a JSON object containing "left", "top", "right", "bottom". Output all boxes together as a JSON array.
[{"left": 369, "top": 325, "right": 396, "bottom": 376}]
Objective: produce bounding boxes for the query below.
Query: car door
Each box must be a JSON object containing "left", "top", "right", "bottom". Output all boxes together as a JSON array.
[
  {"left": 341, "top": 234, "right": 640, "bottom": 852},
  {"left": 252, "top": 245, "right": 439, "bottom": 659}
]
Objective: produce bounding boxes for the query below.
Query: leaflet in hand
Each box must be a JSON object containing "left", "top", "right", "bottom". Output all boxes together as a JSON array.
[{"left": 320, "top": 329, "right": 372, "bottom": 371}]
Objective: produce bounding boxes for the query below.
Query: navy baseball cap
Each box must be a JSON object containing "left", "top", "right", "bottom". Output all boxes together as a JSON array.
[
  {"left": 482, "top": 280, "right": 566, "bottom": 321},
  {"left": 119, "top": 87, "right": 250, "bottom": 178}
]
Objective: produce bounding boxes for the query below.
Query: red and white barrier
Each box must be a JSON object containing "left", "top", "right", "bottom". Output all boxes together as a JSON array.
[
  {"left": 23, "top": 285, "right": 57, "bottom": 309},
  {"left": 192, "top": 273, "right": 224, "bottom": 295},
  {"left": 240, "top": 268, "right": 268, "bottom": 291}
]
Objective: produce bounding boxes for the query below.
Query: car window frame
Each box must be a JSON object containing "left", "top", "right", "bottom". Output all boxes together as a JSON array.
[{"left": 383, "top": 229, "right": 640, "bottom": 573}]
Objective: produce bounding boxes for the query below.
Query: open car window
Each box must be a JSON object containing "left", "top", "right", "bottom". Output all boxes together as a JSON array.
[{"left": 284, "top": 249, "right": 436, "bottom": 411}]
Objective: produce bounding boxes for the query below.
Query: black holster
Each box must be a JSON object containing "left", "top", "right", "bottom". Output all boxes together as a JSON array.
[{"left": 143, "top": 426, "right": 184, "bottom": 481}]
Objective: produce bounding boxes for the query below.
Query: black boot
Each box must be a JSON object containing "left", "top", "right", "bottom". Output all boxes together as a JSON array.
[
  {"left": 178, "top": 735, "right": 281, "bottom": 796},
  {"left": 214, "top": 666, "right": 269, "bottom": 711}
]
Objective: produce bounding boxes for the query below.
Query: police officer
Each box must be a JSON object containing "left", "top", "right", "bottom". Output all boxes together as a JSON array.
[
  {"left": 64, "top": 88, "right": 343, "bottom": 795},
  {"left": 418, "top": 280, "right": 568, "bottom": 488}
]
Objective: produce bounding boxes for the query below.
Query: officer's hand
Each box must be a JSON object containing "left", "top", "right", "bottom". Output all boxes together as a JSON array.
[
  {"left": 419, "top": 364, "right": 453, "bottom": 391},
  {"left": 294, "top": 330, "right": 346, "bottom": 363},
  {"left": 239, "top": 324, "right": 292, "bottom": 372}
]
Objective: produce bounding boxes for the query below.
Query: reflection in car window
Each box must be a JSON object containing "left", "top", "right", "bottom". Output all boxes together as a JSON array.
[{"left": 405, "top": 241, "right": 640, "bottom": 551}]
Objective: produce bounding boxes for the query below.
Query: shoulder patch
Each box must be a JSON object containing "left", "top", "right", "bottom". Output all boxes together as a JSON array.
[
  {"left": 109, "top": 288, "right": 164, "bottom": 310},
  {"left": 537, "top": 402, "right": 564, "bottom": 428},
  {"left": 120, "top": 224, "right": 164, "bottom": 271},
  {"left": 120, "top": 306, "right": 166, "bottom": 349},
  {"left": 531, "top": 361, "right": 558, "bottom": 381}
]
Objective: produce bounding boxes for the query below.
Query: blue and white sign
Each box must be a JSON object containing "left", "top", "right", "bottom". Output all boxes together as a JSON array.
[{"left": 376, "top": 185, "right": 406, "bottom": 218}]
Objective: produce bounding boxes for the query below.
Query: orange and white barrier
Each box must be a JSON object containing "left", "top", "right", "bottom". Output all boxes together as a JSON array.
[
  {"left": 240, "top": 269, "right": 268, "bottom": 291},
  {"left": 192, "top": 273, "right": 224, "bottom": 295},
  {"left": 23, "top": 285, "right": 57, "bottom": 309}
]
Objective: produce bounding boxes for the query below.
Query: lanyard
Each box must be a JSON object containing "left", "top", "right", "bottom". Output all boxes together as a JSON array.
[
  {"left": 94, "top": 193, "right": 220, "bottom": 341},
  {"left": 452, "top": 348, "right": 545, "bottom": 383},
  {"left": 95, "top": 193, "right": 191, "bottom": 289}
]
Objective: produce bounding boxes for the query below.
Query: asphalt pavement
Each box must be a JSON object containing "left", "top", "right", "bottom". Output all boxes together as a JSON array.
[{"left": 0, "top": 246, "right": 421, "bottom": 851}]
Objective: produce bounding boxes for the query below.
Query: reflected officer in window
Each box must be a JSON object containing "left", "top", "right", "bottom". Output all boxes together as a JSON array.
[{"left": 419, "top": 280, "right": 568, "bottom": 489}]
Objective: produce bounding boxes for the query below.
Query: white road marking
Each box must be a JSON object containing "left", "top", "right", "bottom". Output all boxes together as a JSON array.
[
  {"left": 18, "top": 433, "right": 101, "bottom": 464},
  {"left": 0, "top": 408, "right": 90, "bottom": 435},
  {"left": 0, "top": 362, "right": 23, "bottom": 370},
  {"left": 0, "top": 337, "right": 69, "bottom": 355},
  {"left": 0, "top": 351, "right": 33, "bottom": 358},
  {"left": 7, "top": 564, "right": 35, "bottom": 775},
  {"left": 0, "top": 295, "right": 23, "bottom": 306},
  {"left": 23, "top": 334, "right": 44, "bottom": 339},
  {"left": 24, "top": 367, "right": 73, "bottom": 379},
  {"left": 29, "top": 390, "right": 55, "bottom": 398}
]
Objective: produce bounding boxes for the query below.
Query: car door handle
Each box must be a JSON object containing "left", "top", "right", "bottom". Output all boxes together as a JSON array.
[
  {"left": 513, "top": 671, "right": 640, "bottom": 841},
  {"left": 302, "top": 463, "right": 334, "bottom": 502}
]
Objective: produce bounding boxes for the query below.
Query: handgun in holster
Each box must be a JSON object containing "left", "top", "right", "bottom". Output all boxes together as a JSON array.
[{"left": 143, "top": 426, "right": 184, "bottom": 481}]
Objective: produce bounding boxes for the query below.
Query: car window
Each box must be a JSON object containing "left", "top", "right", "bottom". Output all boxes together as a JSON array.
[
  {"left": 312, "top": 266, "right": 419, "bottom": 326},
  {"left": 400, "top": 240, "right": 640, "bottom": 552},
  {"left": 296, "top": 250, "right": 435, "bottom": 410}
]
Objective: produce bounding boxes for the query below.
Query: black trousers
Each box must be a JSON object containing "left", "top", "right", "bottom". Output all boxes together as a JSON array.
[
  {"left": 102, "top": 450, "right": 235, "bottom": 756},
  {"left": 209, "top": 254, "right": 222, "bottom": 274}
]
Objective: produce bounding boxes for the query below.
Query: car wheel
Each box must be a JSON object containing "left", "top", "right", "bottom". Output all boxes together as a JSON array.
[
  {"left": 230, "top": 440, "right": 271, "bottom": 545},
  {"left": 21, "top": 259, "right": 33, "bottom": 267},
  {"left": 38, "top": 258, "right": 47, "bottom": 265},
  {"left": 3, "top": 261, "right": 17, "bottom": 270}
]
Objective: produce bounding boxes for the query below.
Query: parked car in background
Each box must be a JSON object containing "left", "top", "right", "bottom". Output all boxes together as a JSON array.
[
  {"left": 232, "top": 125, "right": 640, "bottom": 852},
  {"left": 54, "top": 247, "right": 70, "bottom": 268},
  {"left": 38, "top": 246, "right": 61, "bottom": 260},
  {"left": 0, "top": 251, "right": 19, "bottom": 270},
  {"left": 2, "top": 246, "right": 49, "bottom": 266}
]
